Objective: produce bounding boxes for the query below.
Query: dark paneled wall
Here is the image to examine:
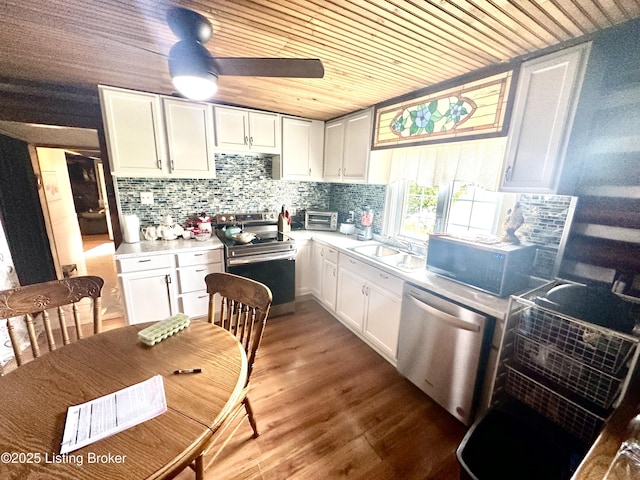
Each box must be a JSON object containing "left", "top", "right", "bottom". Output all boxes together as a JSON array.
[
  {"left": 560, "top": 18, "right": 640, "bottom": 297},
  {"left": 0, "top": 134, "right": 56, "bottom": 284}
]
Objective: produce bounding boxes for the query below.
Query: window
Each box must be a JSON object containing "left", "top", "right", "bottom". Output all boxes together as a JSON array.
[
  {"left": 447, "top": 182, "right": 502, "bottom": 236},
  {"left": 387, "top": 180, "right": 510, "bottom": 243},
  {"left": 400, "top": 183, "right": 440, "bottom": 239}
]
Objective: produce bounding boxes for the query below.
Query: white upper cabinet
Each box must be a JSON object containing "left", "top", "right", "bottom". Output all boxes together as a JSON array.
[
  {"left": 323, "top": 108, "right": 383, "bottom": 183},
  {"left": 274, "top": 116, "right": 325, "bottom": 181},
  {"left": 99, "top": 86, "right": 167, "bottom": 177},
  {"left": 214, "top": 106, "right": 280, "bottom": 154},
  {"left": 500, "top": 43, "right": 591, "bottom": 193},
  {"left": 99, "top": 86, "right": 216, "bottom": 178},
  {"left": 162, "top": 98, "right": 216, "bottom": 178}
]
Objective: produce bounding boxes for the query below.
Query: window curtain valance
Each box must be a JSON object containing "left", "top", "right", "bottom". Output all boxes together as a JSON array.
[{"left": 389, "top": 137, "right": 507, "bottom": 190}]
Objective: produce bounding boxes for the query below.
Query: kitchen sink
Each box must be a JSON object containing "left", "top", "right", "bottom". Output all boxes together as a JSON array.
[
  {"left": 350, "top": 243, "right": 426, "bottom": 272},
  {"left": 351, "top": 244, "right": 400, "bottom": 257},
  {"left": 393, "top": 253, "right": 426, "bottom": 271}
]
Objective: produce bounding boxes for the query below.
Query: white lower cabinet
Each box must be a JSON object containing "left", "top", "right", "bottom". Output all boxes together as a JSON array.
[
  {"left": 310, "top": 241, "right": 339, "bottom": 310},
  {"left": 336, "top": 253, "right": 402, "bottom": 364},
  {"left": 117, "top": 247, "right": 223, "bottom": 325},
  {"left": 117, "top": 254, "right": 178, "bottom": 325}
]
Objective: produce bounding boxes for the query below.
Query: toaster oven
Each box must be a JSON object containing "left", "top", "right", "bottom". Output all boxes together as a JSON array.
[{"left": 305, "top": 211, "right": 338, "bottom": 231}]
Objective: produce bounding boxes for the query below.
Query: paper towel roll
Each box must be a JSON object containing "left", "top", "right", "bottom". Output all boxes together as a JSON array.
[{"left": 122, "top": 214, "right": 140, "bottom": 243}]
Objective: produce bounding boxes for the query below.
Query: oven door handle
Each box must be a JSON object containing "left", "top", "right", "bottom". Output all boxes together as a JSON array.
[{"left": 227, "top": 251, "right": 296, "bottom": 266}]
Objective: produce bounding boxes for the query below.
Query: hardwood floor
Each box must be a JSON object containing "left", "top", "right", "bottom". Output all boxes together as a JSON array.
[{"left": 176, "top": 298, "right": 467, "bottom": 480}]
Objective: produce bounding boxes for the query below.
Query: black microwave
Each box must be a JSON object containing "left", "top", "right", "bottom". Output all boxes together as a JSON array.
[{"left": 426, "top": 234, "right": 536, "bottom": 297}]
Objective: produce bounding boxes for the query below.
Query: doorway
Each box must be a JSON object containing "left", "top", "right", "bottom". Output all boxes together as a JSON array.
[
  {"left": 0, "top": 123, "right": 123, "bottom": 320},
  {"left": 35, "top": 146, "right": 123, "bottom": 320}
]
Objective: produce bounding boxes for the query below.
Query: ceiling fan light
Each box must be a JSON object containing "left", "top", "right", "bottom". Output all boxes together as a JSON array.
[
  {"left": 172, "top": 75, "right": 218, "bottom": 101},
  {"left": 168, "top": 40, "right": 218, "bottom": 100}
]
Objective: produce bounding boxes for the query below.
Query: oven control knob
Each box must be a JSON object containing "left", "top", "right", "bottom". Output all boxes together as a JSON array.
[
  {"left": 220, "top": 216, "right": 226, "bottom": 222},
  {"left": 229, "top": 215, "right": 235, "bottom": 222}
]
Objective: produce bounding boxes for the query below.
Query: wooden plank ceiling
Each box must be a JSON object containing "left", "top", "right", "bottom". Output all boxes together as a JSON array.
[{"left": 1, "top": 0, "right": 640, "bottom": 121}]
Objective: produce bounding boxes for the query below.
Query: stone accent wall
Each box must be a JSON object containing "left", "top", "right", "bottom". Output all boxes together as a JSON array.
[
  {"left": 517, "top": 194, "right": 575, "bottom": 279},
  {"left": 116, "top": 154, "right": 331, "bottom": 227},
  {"left": 329, "top": 183, "right": 387, "bottom": 234}
]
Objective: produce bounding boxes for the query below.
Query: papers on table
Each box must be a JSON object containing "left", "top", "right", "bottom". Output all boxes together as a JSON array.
[{"left": 60, "top": 375, "right": 167, "bottom": 454}]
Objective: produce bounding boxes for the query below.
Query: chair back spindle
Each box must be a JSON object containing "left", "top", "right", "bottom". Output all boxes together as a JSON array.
[{"left": 0, "top": 276, "right": 104, "bottom": 373}]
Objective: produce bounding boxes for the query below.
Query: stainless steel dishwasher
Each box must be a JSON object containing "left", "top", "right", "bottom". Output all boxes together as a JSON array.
[{"left": 397, "top": 283, "right": 489, "bottom": 426}]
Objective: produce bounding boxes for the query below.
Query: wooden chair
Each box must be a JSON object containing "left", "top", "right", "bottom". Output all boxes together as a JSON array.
[
  {"left": 192, "top": 272, "right": 272, "bottom": 479},
  {"left": 0, "top": 276, "right": 104, "bottom": 374}
]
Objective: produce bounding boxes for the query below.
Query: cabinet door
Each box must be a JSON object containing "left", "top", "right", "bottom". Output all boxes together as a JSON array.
[
  {"left": 248, "top": 112, "right": 280, "bottom": 153},
  {"left": 321, "top": 260, "right": 338, "bottom": 311},
  {"left": 99, "top": 86, "right": 165, "bottom": 177},
  {"left": 281, "top": 117, "right": 312, "bottom": 179},
  {"left": 500, "top": 43, "right": 590, "bottom": 193},
  {"left": 310, "top": 242, "right": 323, "bottom": 298},
  {"left": 163, "top": 98, "right": 215, "bottom": 178},
  {"left": 295, "top": 240, "right": 312, "bottom": 296},
  {"left": 364, "top": 284, "right": 402, "bottom": 361},
  {"left": 214, "top": 106, "right": 248, "bottom": 150},
  {"left": 336, "top": 267, "right": 366, "bottom": 331},
  {"left": 342, "top": 109, "right": 372, "bottom": 182},
  {"left": 323, "top": 119, "right": 345, "bottom": 181},
  {"left": 119, "top": 269, "right": 177, "bottom": 325}
]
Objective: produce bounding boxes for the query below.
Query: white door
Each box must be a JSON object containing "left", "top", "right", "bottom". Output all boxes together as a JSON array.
[{"left": 35, "top": 147, "right": 85, "bottom": 278}]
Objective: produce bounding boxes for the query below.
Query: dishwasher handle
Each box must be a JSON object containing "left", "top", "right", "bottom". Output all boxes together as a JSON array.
[{"left": 406, "top": 293, "right": 481, "bottom": 333}]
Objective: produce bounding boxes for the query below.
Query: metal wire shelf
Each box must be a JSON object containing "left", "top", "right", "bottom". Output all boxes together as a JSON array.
[
  {"left": 501, "top": 281, "right": 640, "bottom": 443},
  {"left": 513, "top": 333, "right": 625, "bottom": 409},
  {"left": 516, "top": 304, "right": 637, "bottom": 375}
]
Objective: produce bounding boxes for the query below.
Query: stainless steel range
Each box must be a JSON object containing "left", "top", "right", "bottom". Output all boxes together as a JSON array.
[{"left": 214, "top": 212, "right": 296, "bottom": 316}]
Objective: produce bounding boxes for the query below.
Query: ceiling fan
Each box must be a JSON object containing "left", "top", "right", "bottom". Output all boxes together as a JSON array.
[{"left": 166, "top": 7, "right": 324, "bottom": 101}]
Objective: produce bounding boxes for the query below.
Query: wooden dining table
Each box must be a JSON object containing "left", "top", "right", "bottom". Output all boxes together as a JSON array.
[{"left": 0, "top": 320, "right": 247, "bottom": 479}]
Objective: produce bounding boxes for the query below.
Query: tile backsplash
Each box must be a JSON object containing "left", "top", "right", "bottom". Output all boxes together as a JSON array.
[{"left": 116, "top": 153, "right": 387, "bottom": 231}]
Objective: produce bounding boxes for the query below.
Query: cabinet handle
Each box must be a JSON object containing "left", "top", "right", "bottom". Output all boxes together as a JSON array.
[
  {"left": 170, "top": 159, "right": 175, "bottom": 172},
  {"left": 195, "top": 269, "right": 205, "bottom": 272},
  {"left": 338, "top": 168, "right": 341, "bottom": 176},
  {"left": 349, "top": 259, "right": 356, "bottom": 264},
  {"left": 379, "top": 273, "right": 389, "bottom": 280},
  {"left": 249, "top": 136, "right": 254, "bottom": 147},
  {"left": 365, "top": 286, "right": 370, "bottom": 296},
  {"left": 138, "top": 259, "right": 152, "bottom": 263},
  {"left": 343, "top": 167, "right": 346, "bottom": 176},
  {"left": 320, "top": 249, "right": 324, "bottom": 257},
  {"left": 157, "top": 158, "right": 162, "bottom": 170},
  {"left": 333, "top": 267, "right": 336, "bottom": 277},
  {"left": 165, "top": 274, "right": 172, "bottom": 284},
  {"left": 197, "top": 295, "right": 208, "bottom": 299},
  {"left": 244, "top": 135, "right": 249, "bottom": 146},
  {"left": 504, "top": 165, "right": 512, "bottom": 182},
  {"left": 194, "top": 253, "right": 204, "bottom": 257}
]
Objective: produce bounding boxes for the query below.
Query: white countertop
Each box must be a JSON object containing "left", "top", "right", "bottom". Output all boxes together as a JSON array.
[
  {"left": 289, "top": 230, "right": 512, "bottom": 320},
  {"left": 115, "top": 229, "right": 511, "bottom": 319},
  {"left": 114, "top": 236, "right": 224, "bottom": 258}
]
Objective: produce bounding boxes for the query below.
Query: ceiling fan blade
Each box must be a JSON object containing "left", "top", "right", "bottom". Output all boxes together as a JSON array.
[{"left": 213, "top": 58, "right": 324, "bottom": 78}]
